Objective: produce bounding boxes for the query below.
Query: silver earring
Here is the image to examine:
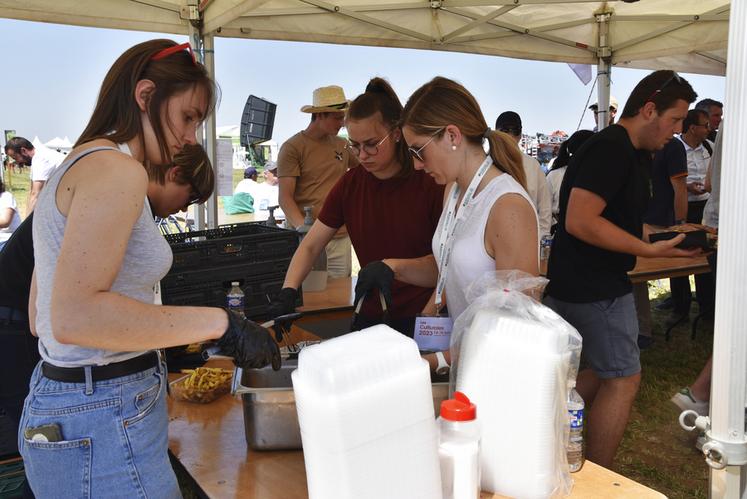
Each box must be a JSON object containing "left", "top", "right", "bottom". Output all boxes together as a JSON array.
[{"left": 451, "top": 145, "right": 457, "bottom": 151}]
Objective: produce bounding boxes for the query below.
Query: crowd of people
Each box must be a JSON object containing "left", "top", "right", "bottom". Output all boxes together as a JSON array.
[{"left": 0, "top": 37, "right": 724, "bottom": 496}]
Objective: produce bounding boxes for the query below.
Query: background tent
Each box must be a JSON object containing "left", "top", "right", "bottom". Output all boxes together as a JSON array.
[{"left": 0, "top": 1, "right": 728, "bottom": 75}]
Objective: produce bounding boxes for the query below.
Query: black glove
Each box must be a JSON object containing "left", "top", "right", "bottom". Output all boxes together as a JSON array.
[
  {"left": 354, "top": 261, "right": 394, "bottom": 311},
  {"left": 217, "top": 310, "right": 281, "bottom": 371},
  {"left": 267, "top": 287, "right": 298, "bottom": 341}
]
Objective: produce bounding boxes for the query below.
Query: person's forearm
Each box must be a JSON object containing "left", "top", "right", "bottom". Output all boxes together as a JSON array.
[
  {"left": 383, "top": 255, "right": 438, "bottom": 288},
  {"left": 282, "top": 241, "right": 320, "bottom": 290},
  {"left": 568, "top": 214, "right": 652, "bottom": 257},
  {"left": 0, "top": 211, "right": 12, "bottom": 228},
  {"left": 420, "top": 289, "right": 438, "bottom": 316},
  {"left": 674, "top": 189, "right": 688, "bottom": 222},
  {"left": 26, "top": 191, "right": 38, "bottom": 216},
  {"left": 51, "top": 291, "right": 227, "bottom": 351},
  {"left": 279, "top": 193, "right": 304, "bottom": 228}
]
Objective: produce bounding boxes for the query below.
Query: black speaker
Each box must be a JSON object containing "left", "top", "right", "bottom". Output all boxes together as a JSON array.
[{"left": 240, "top": 95, "right": 277, "bottom": 149}]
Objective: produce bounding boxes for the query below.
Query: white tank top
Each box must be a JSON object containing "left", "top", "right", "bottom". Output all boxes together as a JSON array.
[{"left": 432, "top": 173, "right": 538, "bottom": 320}]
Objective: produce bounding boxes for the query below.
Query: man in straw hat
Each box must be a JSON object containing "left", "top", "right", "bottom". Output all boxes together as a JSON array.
[
  {"left": 588, "top": 96, "right": 619, "bottom": 131},
  {"left": 277, "top": 85, "right": 356, "bottom": 278}
]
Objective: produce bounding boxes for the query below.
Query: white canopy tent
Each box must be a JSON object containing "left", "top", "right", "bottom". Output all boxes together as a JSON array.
[{"left": 1, "top": 2, "right": 744, "bottom": 497}]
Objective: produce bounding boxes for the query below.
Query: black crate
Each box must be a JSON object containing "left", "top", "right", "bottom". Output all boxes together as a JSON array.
[
  {"left": 164, "top": 222, "right": 300, "bottom": 272},
  {"left": 161, "top": 269, "right": 294, "bottom": 319},
  {"left": 161, "top": 222, "right": 302, "bottom": 318}
]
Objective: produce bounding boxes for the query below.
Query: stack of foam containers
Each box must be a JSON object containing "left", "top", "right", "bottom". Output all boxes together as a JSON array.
[
  {"left": 456, "top": 310, "right": 571, "bottom": 499},
  {"left": 292, "top": 324, "right": 442, "bottom": 499}
]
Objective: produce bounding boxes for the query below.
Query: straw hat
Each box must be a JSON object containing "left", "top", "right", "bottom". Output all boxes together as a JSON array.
[
  {"left": 589, "top": 96, "right": 619, "bottom": 110},
  {"left": 300, "top": 85, "right": 350, "bottom": 113}
]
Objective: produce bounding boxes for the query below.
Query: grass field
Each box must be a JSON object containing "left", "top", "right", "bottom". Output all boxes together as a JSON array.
[{"left": 4, "top": 166, "right": 714, "bottom": 497}]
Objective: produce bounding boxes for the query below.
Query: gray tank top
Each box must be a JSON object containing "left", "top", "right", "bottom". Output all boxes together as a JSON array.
[{"left": 33, "top": 145, "right": 173, "bottom": 367}]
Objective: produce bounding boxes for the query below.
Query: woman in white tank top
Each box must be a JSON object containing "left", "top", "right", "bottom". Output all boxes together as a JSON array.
[{"left": 392, "top": 77, "right": 539, "bottom": 371}]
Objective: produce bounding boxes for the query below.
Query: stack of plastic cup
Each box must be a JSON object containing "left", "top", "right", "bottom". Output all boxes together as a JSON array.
[{"left": 292, "top": 325, "right": 442, "bottom": 499}]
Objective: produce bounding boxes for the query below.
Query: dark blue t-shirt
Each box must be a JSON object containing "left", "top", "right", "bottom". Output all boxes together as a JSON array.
[{"left": 644, "top": 138, "right": 687, "bottom": 227}]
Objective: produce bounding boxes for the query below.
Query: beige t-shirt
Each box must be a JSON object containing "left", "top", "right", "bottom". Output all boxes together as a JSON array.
[{"left": 277, "top": 131, "right": 354, "bottom": 231}]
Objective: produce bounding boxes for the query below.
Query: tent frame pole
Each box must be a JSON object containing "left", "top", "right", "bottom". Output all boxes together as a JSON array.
[
  {"left": 202, "top": 34, "right": 219, "bottom": 229},
  {"left": 189, "top": 8, "right": 219, "bottom": 230},
  {"left": 595, "top": 12, "right": 611, "bottom": 132},
  {"left": 706, "top": 0, "right": 747, "bottom": 496}
]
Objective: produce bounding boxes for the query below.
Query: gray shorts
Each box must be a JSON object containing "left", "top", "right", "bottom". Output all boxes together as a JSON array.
[{"left": 543, "top": 293, "right": 641, "bottom": 379}]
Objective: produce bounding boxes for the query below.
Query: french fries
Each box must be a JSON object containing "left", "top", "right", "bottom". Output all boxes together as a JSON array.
[{"left": 172, "top": 367, "right": 233, "bottom": 403}]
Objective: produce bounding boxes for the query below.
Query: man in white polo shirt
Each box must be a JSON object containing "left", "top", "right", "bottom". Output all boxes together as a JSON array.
[{"left": 5, "top": 137, "right": 64, "bottom": 216}]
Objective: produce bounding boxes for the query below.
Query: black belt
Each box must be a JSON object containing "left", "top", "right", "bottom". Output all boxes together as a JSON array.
[
  {"left": 42, "top": 352, "right": 159, "bottom": 383},
  {"left": 0, "top": 305, "right": 28, "bottom": 324}
]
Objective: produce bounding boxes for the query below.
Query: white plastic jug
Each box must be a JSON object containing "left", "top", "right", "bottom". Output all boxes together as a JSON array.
[{"left": 292, "top": 325, "right": 442, "bottom": 499}]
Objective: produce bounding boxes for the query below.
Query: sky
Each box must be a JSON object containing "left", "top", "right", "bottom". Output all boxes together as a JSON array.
[{"left": 0, "top": 18, "right": 726, "bottom": 147}]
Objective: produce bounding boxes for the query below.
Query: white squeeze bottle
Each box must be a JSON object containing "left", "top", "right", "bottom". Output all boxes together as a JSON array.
[
  {"left": 567, "top": 386, "right": 585, "bottom": 472},
  {"left": 226, "top": 281, "right": 246, "bottom": 318},
  {"left": 438, "top": 391, "right": 480, "bottom": 499}
]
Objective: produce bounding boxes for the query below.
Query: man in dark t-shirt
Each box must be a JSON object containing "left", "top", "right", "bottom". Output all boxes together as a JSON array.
[
  {"left": 544, "top": 71, "right": 700, "bottom": 468},
  {"left": 645, "top": 138, "right": 688, "bottom": 227}
]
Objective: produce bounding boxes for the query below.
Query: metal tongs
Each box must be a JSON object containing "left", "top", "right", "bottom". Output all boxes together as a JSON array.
[
  {"left": 199, "top": 311, "right": 302, "bottom": 396},
  {"left": 351, "top": 290, "right": 388, "bottom": 331},
  {"left": 201, "top": 312, "right": 303, "bottom": 361}
]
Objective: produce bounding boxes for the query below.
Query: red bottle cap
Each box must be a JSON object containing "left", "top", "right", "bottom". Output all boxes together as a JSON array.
[{"left": 440, "top": 391, "right": 476, "bottom": 421}]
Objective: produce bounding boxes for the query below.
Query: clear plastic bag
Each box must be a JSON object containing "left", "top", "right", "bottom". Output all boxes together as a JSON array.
[{"left": 448, "top": 270, "right": 582, "bottom": 498}]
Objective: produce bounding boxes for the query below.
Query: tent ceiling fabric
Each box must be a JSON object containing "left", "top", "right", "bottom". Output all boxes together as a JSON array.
[{"left": 0, "top": 0, "right": 728, "bottom": 75}]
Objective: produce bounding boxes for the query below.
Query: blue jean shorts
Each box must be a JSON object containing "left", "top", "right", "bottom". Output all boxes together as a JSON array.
[
  {"left": 18, "top": 359, "right": 181, "bottom": 498},
  {"left": 544, "top": 293, "right": 641, "bottom": 379}
]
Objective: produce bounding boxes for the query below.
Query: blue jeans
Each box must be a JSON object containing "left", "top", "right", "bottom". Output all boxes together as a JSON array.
[{"left": 18, "top": 359, "right": 181, "bottom": 498}]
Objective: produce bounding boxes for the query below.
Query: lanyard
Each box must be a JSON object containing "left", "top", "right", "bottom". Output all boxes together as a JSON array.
[{"left": 434, "top": 155, "right": 493, "bottom": 309}]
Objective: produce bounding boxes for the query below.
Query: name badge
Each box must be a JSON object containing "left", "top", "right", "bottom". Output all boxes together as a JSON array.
[{"left": 414, "top": 316, "right": 453, "bottom": 352}]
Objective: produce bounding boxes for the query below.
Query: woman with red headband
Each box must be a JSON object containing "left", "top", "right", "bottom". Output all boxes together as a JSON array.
[{"left": 19, "top": 40, "right": 280, "bottom": 497}]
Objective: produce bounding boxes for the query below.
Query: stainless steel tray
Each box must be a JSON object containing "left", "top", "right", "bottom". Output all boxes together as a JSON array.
[{"left": 233, "top": 360, "right": 449, "bottom": 451}]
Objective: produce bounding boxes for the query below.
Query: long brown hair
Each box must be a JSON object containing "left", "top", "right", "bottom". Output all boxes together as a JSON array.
[
  {"left": 347, "top": 77, "right": 413, "bottom": 177},
  {"left": 401, "top": 76, "right": 526, "bottom": 189},
  {"left": 75, "top": 39, "right": 217, "bottom": 166}
]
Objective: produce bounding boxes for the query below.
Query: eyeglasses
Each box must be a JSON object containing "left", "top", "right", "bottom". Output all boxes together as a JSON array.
[
  {"left": 347, "top": 129, "right": 394, "bottom": 157},
  {"left": 151, "top": 42, "right": 197, "bottom": 65},
  {"left": 646, "top": 71, "right": 682, "bottom": 103},
  {"left": 408, "top": 127, "right": 445, "bottom": 162},
  {"left": 694, "top": 122, "right": 711, "bottom": 130}
]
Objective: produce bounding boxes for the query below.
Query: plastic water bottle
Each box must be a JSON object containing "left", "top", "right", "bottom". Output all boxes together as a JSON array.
[
  {"left": 438, "top": 391, "right": 480, "bottom": 499},
  {"left": 540, "top": 234, "right": 553, "bottom": 262},
  {"left": 567, "top": 387, "right": 585, "bottom": 472},
  {"left": 226, "top": 281, "right": 246, "bottom": 318}
]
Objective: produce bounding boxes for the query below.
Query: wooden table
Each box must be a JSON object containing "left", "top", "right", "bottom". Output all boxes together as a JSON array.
[
  {"left": 628, "top": 255, "right": 710, "bottom": 284},
  {"left": 168, "top": 280, "right": 665, "bottom": 499},
  {"left": 628, "top": 255, "right": 711, "bottom": 340},
  {"left": 167, "top": 384, "right": 665, "bottom": 499}
]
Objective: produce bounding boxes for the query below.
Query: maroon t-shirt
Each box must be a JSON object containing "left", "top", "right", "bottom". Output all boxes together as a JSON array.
[{"left": 319, "top": 167, "right": 444, "bottom": 319}]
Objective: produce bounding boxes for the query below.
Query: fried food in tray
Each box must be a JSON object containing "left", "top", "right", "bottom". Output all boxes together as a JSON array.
[{"left": 170, "top": 367, "right": 233, "bottom": 403}]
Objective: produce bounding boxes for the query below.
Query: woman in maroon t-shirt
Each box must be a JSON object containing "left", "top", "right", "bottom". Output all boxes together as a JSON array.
[{"left": 269, "top": 77, "right": 444, "bottom": 337}]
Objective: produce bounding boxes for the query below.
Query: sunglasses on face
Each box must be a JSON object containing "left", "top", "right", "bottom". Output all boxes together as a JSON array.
[
  {"left": 347, "top": 129, "right": 394, "bottom": 157},
  {"left": 646, "top": 71, "right": 682, "bottom": 103},
  {"left": 408, "top": 127, "right": 445, "bottom": 162},
  {"left": 151, "top": 42, "right": 197, "bottom": 65}
]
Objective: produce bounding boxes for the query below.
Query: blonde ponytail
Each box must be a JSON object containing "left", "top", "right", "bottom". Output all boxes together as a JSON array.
[{"left": 486, "top": 130, "right": 526, "bottom": 190}]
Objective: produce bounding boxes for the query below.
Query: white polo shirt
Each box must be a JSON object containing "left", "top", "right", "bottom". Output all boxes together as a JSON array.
[
  {"left": 677, "top": 136, "right": 711, "bottom": 203},
  {"left": 31, "top": 147, "right": 65, "bottom": 183}
]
